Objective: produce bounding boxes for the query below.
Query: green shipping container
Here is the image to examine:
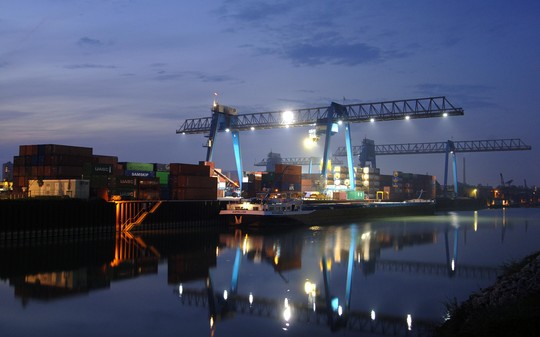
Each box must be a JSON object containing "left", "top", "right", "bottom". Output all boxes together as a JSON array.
[
  {"left": 347, "top": 190, "right": 365, "bottom": 200},
  {"left": 156, "top": 171, "right": 169, "bottom": 185},
  {"left": 124, "top": 162, "right": 154, "bottom": 172}
]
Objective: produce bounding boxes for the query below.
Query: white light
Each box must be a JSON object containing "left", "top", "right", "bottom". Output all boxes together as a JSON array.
[
  {"left": 250, "top": 126, "right": 255, "bottom": 130},
  {"left": 283, "top": 306, "right": 291, "bottom": 321},
  {"left": 370, "top": 118, "right": 375, "bottom": 123},
  {"left": 371, "top": 310, "right": 376, "bottom": 320},
  {"left": 249, "top": 292, "right": 254, "bottom": 305},
  {"left": 283, "top": 298, "right": 291, "bottom": 321},
  {"left": 337, "top": 120, "right": 343, "bottom": 125},
  {"left": 451, "top": 259, "right": 455, "bottom": 271},
  {"left": 223, "top": 290, "right": 228, "bottom": 300},
  {"left": 443, "top": 112, "right": 448, "bottom": 117},
  {"left": 225, "top": 128, "right": 230, "bottom": 132},
  {"left": 282, "top": 110, "right": 294, "bottom": 124},
  {"left": 338, "top": 305, "right": 343, "bottom": 316},
  {"left": 407, "top": 314, "right": 412, "bottom": 330},
  {"left": 182, "top": 132, "right": 186, "bottom": 135},
  {"left": 304, "top": 281, "right": 313, "bottom": 294},
  {"left": 303, "top": 137, "right": 316, "bottom": 149},
  {"left": 178, "top": 284, "right": 183, "bottom": 297},
  {"left": 405, "top": 115, "right": 410, "bottom": 120}
]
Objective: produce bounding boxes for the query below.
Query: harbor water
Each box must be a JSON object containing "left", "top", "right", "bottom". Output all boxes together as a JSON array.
[{"left": 1, "top": 208, "right": 539, "bottom": 337}]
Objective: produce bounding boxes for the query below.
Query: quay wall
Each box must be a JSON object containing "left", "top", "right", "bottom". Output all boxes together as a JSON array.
[
  {"left": 0, "top": 199, "right": 116, "bottom": 243},
  {"left": 0, "top": 199, "right": 228, "bottom": 242},
  {"left": 127, "top": 200, "right": 226, "bottom": 232}
]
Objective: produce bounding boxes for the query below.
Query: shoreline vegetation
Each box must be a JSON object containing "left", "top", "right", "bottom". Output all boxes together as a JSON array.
[{"left": 434, "top": 251, "right": 540, "bottom": 337}]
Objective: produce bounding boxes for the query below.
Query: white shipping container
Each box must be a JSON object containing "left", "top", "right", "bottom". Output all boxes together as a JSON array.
[{"left": 28, "top": 179, "right": 90, "bottom": 199}]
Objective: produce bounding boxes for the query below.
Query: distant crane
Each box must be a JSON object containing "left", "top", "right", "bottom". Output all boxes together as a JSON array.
[
  {"left": 177, "top": 96, "right": 464, "bottom": 191},
  {"left": 333, "top": 138, "right": 531, "bottom": 197},
  {"left": 499, "top": 173, "right": 513, "bottom": 187}
]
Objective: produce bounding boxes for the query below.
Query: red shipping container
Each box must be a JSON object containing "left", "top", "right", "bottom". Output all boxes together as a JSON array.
[
  {"left": 198, "top": 161, "right": 215, "bottom": 172},
  {"left": 169, "top": 163, "right": 211, "bottom": 177},
  {"left": 170, "top": 187, "right": 217, "bottom": 200},
  {"left": 169, "top": 176, "right": 217, "bottom": 189}
]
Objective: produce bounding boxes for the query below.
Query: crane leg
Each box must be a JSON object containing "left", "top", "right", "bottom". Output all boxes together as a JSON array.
[
  {"left": 232, "top": 130, "right": 243, "bottom": 193},
  {"left": 345, "top": 122, "right": 356, "bottom": 190}
]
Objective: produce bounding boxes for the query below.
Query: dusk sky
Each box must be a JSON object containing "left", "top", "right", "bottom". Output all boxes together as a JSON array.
[{"left": 1, "top": 0, "right": 539, "bottom": 187}]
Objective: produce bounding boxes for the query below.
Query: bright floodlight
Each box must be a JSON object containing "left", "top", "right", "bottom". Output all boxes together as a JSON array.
[
  {"left": 225, "top": 128, "right": 230, "bottom": 132},
  {"left": 405, "top": 115, "right": 410, "bottom": 120},
  {"left": 370, "top": 118, "right": 375, "bottom": 123},
  {"left": 282, "top": 110, "right": 294, "bottom": 125},
  {"left": 443, "top": 112, "right": 448, "bottom": 117},
  {"left": 250, "top": 126, "right": 255, "bottom": 131},
  {"left": 303, "top": 137, "right": 316, "bottom": 149}
]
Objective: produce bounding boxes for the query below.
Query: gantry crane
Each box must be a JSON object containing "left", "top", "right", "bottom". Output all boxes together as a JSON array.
[
  {"left": 333, "top": 138, "right": 531, "bottom": 196},
  {"left": 177, "top": 96, "right": 464, "bottom": 191}
]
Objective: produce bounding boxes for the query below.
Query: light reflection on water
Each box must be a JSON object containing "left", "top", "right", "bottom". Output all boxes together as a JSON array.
[{"left": 0, "top": 208, "right": 539, "bottom": 337}]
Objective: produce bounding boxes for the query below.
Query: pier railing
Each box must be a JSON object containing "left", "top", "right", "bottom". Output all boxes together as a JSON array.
[{"left": 115, "top": 201, "right": 163, "bottom": 232}]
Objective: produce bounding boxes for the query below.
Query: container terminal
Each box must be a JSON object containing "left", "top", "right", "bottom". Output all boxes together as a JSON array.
[{"left": 0, "top": 97, "right": 537, "bottom": 235}]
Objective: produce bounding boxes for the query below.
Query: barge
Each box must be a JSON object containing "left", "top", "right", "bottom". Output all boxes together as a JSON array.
[{"left": 220, "top": 193, "right": 435, "bottom": 227}]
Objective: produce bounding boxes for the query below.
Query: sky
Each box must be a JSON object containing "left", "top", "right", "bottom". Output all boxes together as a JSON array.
[{"left": 1, "top": 0, "right": 539, "bottom": 187}]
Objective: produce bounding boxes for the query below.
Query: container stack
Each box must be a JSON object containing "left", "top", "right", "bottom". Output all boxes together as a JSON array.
[
  {"left": 360, "top": 167, "right": 381, "bottom": 199},
  {"left": 392, "top": 171, "right": 436, "bottom": 200},
  {"left": 84, "top": 155, "right": 118, "bottom": 199},
  {"left": 274, "top": 164, "right": 302, "bottom": 192},
  {"left": 243, "top": 172, "right": 262, "bottom": 198},
  {"left": 154, "top": 163, "right": 170, "bottom": 200},
  {"left": 168, "top": 162, "right": 217, "bottom": 200},
  {"left": 115, "top": 162, "right": 160, "bottom": 200},
  {"left": 301, "top": 173, "right": 320, "bottom": 192},
  {"left": 12, "top": 144, "right": 93, "bottom": 193}
]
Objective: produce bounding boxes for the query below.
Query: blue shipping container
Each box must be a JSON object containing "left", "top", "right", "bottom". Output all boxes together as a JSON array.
[{"left": 125, "top": 170, "right": 155, "bottom": 178}]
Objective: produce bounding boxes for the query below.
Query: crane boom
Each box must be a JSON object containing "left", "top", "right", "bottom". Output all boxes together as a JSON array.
[
  {"left": 333, "top": 138, "right": 531, "bottom": 156},
  {"left": 177, "top": 96, "right": 463, "bottom": 192},
  {"left": 176, "top": 96, "right": 463, "bottom": 134}
]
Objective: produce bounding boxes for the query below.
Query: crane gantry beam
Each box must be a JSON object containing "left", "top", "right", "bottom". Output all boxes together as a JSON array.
[
  {"left": 333, "top": 138, "right": 532, "bottom": 156},
  {"left": 176, "top": 96, "right": 463, "bottom": 134},
  {"left": 176, "top": 96, "right": 463, "bottom": 192}
]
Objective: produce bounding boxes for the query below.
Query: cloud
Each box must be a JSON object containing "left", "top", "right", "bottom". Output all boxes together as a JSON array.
[
  {"left": 77, "top": 36, "right": 104, "bottom": 47},
  {"left": 216, "top": 0, "right": 395, "bottom": 67},
  {"left": 282, "top": 42, "right": 382, "bottom": 66},
  {"left": 219, "top": 1, "right": 295, "bottom": 22},
  {"left": 414, "top": 83, "right": 499, "bottom": 110},
  {"left": 153, "top": 71, "right": 239, "bottom": 83},
  {"left": 0, "top": 109, "right": 34, "bottom": 122},
  {"left": 64, "top": 64, "right": 117, "bottom": 69}
]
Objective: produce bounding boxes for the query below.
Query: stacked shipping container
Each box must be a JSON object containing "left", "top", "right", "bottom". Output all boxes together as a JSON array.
[
  {"left": 114, "top": 162, "right": 161, "bottom": 200},
  {"left": 261, "top": 164, "right": 302, "bottom": 192},
  {"left": 169, "top": 162, "right": 217, "bottom": 200},
  {"left": 13, "top": 144, "right": 93, "bottom": 193}
]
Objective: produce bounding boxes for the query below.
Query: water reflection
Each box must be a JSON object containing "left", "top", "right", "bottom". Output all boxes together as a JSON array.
[{"left": 1, "top": 209, "right": 538, "bottom": 336}]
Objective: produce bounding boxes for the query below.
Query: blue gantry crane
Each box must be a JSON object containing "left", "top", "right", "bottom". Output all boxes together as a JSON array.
[
  {"left": 177, "top": 96, "right": 464, "bottom": 192},
  {"left": 333, "top": 138, "right": 532, "bottom": 196}
]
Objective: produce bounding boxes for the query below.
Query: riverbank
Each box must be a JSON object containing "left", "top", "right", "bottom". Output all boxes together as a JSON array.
[{"left": 434, "top": 251, "right": 540, "bottom": 336}]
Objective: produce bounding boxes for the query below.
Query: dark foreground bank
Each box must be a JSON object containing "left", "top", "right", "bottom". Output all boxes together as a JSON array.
[{"left": 434, "top": 251, "right": 540, "bottom": 337}]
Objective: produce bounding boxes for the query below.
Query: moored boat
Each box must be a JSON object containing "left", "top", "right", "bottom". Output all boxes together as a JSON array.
[{"left": 220, "top": 192, "right": 436, "bottom": 227}]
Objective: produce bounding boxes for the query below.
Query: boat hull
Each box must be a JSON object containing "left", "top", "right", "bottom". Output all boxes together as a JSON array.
[{"left": 220, "top": 201, "right": 435, "bottom": 227}]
